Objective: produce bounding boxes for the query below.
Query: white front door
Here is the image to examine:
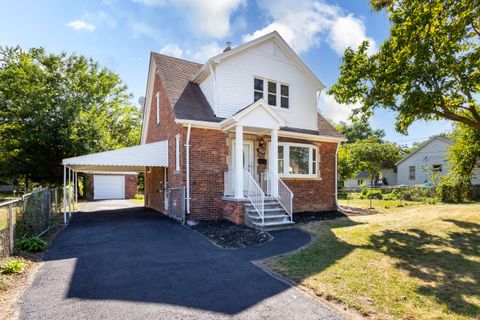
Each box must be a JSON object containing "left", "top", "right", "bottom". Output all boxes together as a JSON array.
[{"left": 232, "top": 141, "right": 255, "bottom": 176}]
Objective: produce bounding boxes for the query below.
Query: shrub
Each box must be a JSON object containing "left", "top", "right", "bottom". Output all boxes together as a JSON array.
[
  {"left": 1, "top": 259, "right": 26, "bottom": 274},
  {"left": 438, "top": 176, "right": 470, "bottom": 203},
  {"left": 134, "top": 193, "right": 144, "bottom": 200},
  {"left": 360, "top": 189, "right": 383, "bottom": 200},
  {"left": 16, "top": 237, "right": 47, "bottom": 252}
]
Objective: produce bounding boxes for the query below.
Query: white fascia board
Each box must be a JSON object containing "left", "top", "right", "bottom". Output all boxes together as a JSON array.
[{"left": 191, "top": 31, "right": 325, "bottom": 91}]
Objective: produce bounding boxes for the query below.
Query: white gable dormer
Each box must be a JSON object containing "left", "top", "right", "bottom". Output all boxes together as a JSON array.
[{"left": 194, "top": 32, "right": 325, "bottom": 131}]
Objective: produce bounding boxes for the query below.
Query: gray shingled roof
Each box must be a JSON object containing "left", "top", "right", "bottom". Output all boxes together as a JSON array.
[{"left": 152, "top": 52, "right": 343, "bottom": 139}]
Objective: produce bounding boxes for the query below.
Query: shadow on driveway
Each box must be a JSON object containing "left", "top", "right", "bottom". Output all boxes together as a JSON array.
[{"left": 18, "top": 200, "right": 342, "bottom": 319}]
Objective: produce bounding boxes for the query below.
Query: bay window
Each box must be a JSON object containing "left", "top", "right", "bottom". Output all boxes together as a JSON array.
[{"left": 276, "top": 142, "right": 319, "bottom": 178}]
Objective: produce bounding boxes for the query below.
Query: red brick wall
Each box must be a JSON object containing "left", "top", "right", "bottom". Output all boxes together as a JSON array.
[
  {"left": 189, "top": 128, "right": 228, "bottom": 219},
  {"left": 280, "top": 140, "right": 338, "bottom": 212},
  {"left": 144, "top": 69, "right": 185, "bottom": 214},
  {"left": 125, "top": 175, "right": 137, "bottom": 199}
]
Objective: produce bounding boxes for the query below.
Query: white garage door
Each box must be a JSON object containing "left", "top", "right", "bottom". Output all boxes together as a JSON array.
[{"left": 94, "top": 175, "right": 125, "bottom": 200}]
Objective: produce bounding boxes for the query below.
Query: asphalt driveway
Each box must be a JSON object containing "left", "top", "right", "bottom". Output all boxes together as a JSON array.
[{"left": 18, "top": 200, "right": 342, "bottom": 320}]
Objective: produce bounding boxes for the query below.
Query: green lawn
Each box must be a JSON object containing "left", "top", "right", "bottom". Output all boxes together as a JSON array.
[
  {"left": 267, "top": 204, "right": 480, "bottom": 320},
  {"left": 339, "top": 198, "right": 426, "bottom": 211}
]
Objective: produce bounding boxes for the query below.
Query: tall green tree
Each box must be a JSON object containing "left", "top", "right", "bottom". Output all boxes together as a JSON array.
[
  {"left": 347, "top": 139, "right": 403, "bottom": 183},
  {"left": 0, "top": 46, "right": 141, "bottom": 185},
  {"left": 448, "top": 123, "right": 480, "bottom": 181},
  {"left": 328, "top": 0, "right": 480, "bottom": 133},
  {"left": 336, "top": 121, "right": 385, "bottom": 144}
]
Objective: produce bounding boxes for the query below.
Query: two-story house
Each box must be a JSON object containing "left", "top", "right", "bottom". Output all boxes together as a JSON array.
[{"left": 141, "top": 32, "right": 344, "bottom": 229}]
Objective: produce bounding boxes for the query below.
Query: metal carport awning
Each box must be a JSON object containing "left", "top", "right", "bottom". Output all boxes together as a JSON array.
[
  {"left": 61, "top": 140, "right": 169, "bottom": 223},
  {"left": 62, "top": 140, "right": 168, "bottom": 173}
]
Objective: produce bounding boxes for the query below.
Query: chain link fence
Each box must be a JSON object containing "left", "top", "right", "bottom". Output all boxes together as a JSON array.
[
  {"left": 0, "top": 187, "right": 73, "bottom": 257},
  {"left": 167, "top": 187, "right": 185, "bottom": 224}
]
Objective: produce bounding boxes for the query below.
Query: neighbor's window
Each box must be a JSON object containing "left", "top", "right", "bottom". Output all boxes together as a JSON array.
[
  {"left": 409, "top": 166, "right": 416, "bottom": 180},
  {"left": 268, "top": 81, "right": 277, "bottom": 106},
  {"left": 432, "top": 164, "right": 442, "bottom": 173},
  {"left": 175, "top": 134, "right": 180, "bottom": 171},
  {"left": 277, "top": 143, "right": 318, "bottom": 177},
  {"left": 156, "top": 92, "right": 160, "bottom": 124},
  {"left": 254, "top": 78, "right": 264, "bottom": 102}
]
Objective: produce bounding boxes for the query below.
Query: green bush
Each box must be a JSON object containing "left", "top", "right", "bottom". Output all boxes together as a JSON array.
[
  {"left": 1, "top": 259, "right": 26, "bottom": 274},
  {"left": 16, "top": 237, "right": 47, "bottom": 252},
  {"left": 360, "top": 189, "right": 383, "bottom": 199},
  {"left": 438, "top": 176, "right": 470, "bottom": 203}
]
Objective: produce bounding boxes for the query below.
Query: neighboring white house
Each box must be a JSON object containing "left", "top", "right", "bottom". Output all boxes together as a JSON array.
[
  {"left": 344, "top": 168, "right": 397, "bottom": 189},
  {"left": 395, "top": 135, "right": 480, "bottom": 186},
  {"left": 396, "top": 136, "right": 453, "bottom": 185}
]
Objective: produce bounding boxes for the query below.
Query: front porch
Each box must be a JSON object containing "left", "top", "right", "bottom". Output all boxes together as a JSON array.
[{"left": 218, "top": 99, "right": 294, "bottom": 229}]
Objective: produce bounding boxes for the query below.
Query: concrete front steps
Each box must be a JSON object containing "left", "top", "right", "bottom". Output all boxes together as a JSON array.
[{"left": 244, "top": 197, "right": 294, "bottom": 231}]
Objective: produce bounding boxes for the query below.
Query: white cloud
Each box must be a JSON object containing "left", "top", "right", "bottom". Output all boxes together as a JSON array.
[
  {"left": 243, "top": 0, "right": 376, "bottom": 55},
  {"left": 328, "top": 15, "right": 377, "bottom": 55},
  {"left": 189, "top": 42, "right": 223, "bottom": 63},
  {"left": 129, "top": 20, "right": 160, "bottom": 39},
  {"left": 132, "top": 0, "right": 244, "bottom": 38},
  {"left": 67, "top": 20, "right": 96, "bottom": 31},
  {"left": 318, "top": 91, "right": 356, "bottom": 124},
  {"left": 160, "top": 44, "right": 184, "bottom": 58}
]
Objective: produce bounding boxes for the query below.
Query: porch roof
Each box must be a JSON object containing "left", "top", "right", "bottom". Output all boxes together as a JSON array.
[{"left": 62, "top": 140, "right": 168, "bottom": 173}]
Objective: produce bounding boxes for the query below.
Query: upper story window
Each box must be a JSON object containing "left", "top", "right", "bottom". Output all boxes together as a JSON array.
[
  {"left": 254, "top": 78, "right": 263, "bottom": 102},
  {"left": 254, "top": 77, "right": 289, "bottom": 109},
  {"left": 156, "top": 92, "right": 160, "bottom": 125},
  {"left": 277, "top": 142, "right": 318, "bottom": 178}
]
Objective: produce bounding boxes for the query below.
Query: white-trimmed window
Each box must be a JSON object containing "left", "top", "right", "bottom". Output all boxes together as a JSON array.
[
  {"left": 277, "top": 143, "right": 318, "bottom": 178},
  {"left": 254, "top": 77, "right": 289, "bottom": 109},
  {"left": 156, "top": 92, "right": 160, "bottom": 125},
  {"left": 175, "top": 134, "right": 180, "bottom": 171},
  {"left": 409, "top": 166, "right": 416, "bottom": 180}
]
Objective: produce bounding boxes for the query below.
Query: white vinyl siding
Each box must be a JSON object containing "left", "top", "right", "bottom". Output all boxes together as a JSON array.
[
  {"left": 211, "top": 40, "right": 318, "bottom": 130},
  {"left": 397, "top": 138, "right": 451, "bottom": 185},
  {"left": 199, "top": 73, "right": 215, "bottom": 113},
  {"left": 175, "top": 134, "right": 180, "bottom": 171}
]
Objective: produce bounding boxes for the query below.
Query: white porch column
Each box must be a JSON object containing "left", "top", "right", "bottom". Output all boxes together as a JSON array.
[
  {"left": 270, "top": 129, "right": 279, "bottom": 197},
  {"left": 234, "top": 124, "right": 244, "bottom": 199},
  {"left": 63, "top": 165, "right": 67, "bottom": 224}
]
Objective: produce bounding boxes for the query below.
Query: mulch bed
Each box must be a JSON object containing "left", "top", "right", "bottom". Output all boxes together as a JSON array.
[
  {"left": 188, "top": 219, "right": 272, "bottom": 249},
  {"left": 294, "top": 206, "right": 382, "bottom": 224}
]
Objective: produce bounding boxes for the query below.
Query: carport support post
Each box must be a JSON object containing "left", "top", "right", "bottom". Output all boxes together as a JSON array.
[
  {"left": 68, "top": 168, "right": 72, "bottom": 217},
  {"left": 63, "top": 165, "right": 67, "bottom": 224},
  {"left": 74, "top": 171, "right": 78, "bottom": 204}
]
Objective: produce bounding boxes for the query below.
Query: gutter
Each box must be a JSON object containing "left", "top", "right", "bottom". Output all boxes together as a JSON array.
[{"left": 185, "top": 123, "right": 192, "bottom": 214}]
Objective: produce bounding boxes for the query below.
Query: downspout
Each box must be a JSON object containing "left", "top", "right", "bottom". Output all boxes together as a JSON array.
[
  {"left": 335, "top": 141, "right": 340, "bottom": 208},
  {"left": 185, "top": 123, "right": 192, "bottom": 214}
]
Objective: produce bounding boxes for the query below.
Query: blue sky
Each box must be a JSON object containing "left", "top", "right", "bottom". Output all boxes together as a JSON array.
[{"left": 0, "top": 0, "right": 451, "bottom": 145}]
